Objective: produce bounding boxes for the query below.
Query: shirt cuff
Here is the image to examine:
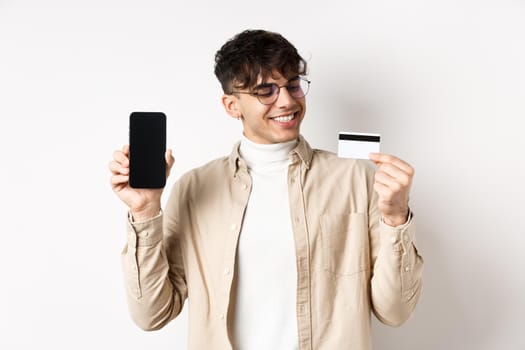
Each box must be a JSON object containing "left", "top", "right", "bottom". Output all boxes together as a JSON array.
[
  {"left": 128, "top": 210, "right": 162, "bottom": 223},
  {"left": 379, "top": 211, "right": 415, "bottom": 252},
  {"left": 380, "top": 209, "right": 413, "bottom": 229},
  {"left": 126, "top": 211, "right": 164, "bottom": 247}
]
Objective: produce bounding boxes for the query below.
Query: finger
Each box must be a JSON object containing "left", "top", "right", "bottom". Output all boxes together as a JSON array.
[
  {"left": 113, "top": 149, "right": 130, "bottom": 167},
  {"left": 110, "top": 174, "right": 129, "bottom": 187},
  {"left": 377, "top": 162, "right": 412, "bottom": 187},
  {"left": 369, "top": 153, "right": 414, "bottom": 175},
  {"left": 165, "top": 149, "right": 175, "bottom": 176},
  {"left": 166, "top": 149, "right": 174, "bottom": 168},
  {"left": 375, "top": 171, "right": 402, "bottom": 193},
  {"left": 108, "top": 160, "right": 129, "bottom": 175},
  {"left": 373, "top": 181, "right": 395, "bottom": 201},
  {"left": 369, "top": 153, "right": 383, "bottom": 167},
  {"left": 369, "top": 153, "right": 408, "bottom": 170},
  {"left": 122, "top": 144, "right": 130, "bottom": 156}
]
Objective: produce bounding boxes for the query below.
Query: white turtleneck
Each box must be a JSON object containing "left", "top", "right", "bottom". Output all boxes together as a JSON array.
[{"left": 232, "top": 135, "right": 299, "bottom": 350}]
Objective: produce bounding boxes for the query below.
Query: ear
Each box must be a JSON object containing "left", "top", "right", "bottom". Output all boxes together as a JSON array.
[{"left": 221, "top": 94, "right": 242, "bottom": 119}]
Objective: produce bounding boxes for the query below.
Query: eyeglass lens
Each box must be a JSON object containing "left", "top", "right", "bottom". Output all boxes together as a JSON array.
[{"left": 256, "top": 78, "right": 310, "bottom": 105}]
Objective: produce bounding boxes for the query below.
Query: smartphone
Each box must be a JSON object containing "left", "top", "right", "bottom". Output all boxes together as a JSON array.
[{"left": 129, "top": 112, "right": 167, "bottom": 188}]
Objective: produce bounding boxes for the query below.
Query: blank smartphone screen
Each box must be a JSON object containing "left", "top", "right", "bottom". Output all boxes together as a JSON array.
[{"left": 129, "top": 112, "right": 166, "bottom": 188}]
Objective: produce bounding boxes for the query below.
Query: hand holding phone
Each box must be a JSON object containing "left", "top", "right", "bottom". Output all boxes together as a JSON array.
[{"left": 109, "top": 112, "right": 172, "bottom": 221}]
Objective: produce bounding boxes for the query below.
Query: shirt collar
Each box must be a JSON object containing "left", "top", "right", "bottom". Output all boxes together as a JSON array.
[{"left": 229, "top": 135, "right": 313, "bottom": 176}]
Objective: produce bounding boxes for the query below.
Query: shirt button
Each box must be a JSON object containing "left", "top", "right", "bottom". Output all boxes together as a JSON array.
[
  {"left": 405, "top": 266, "right": 410, "bottom": 272},
  {"left": 219, "top": 313, "right": 225, "bottom": 320},
  {"left": 230, "top": 224, "right": 237, "bottom": 231},
  {"left": 224, "top": 267, "right": 231, "bottom": 275},
  {"left": 242, "top": 184, "right": 248, "bottom": 190},
  {"left": 390, "top": 236, "right": 397, "bottom": 243}
]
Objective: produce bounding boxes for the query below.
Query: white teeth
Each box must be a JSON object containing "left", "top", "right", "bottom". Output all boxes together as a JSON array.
[{"left": 273, "top": 114, "right": 294, "bottom": 122}]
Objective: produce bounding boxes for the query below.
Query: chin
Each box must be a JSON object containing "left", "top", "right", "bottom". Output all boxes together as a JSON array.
[{"left": 275, "top": 132, "right": 300, "bottom": 143}]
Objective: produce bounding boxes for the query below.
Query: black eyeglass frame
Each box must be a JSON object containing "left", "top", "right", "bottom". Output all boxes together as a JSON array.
[{"left": 229, "top": 76, "right": 311, "bottom": 105}]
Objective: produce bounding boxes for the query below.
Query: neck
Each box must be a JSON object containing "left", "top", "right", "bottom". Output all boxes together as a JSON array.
[{"left": 239, "top": 135, "right": 298, "bottom": 171}]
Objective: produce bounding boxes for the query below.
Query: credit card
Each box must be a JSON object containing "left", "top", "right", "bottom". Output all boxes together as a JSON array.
[{"left": 338, "top": 132, "right": 381, "bottom": 159}]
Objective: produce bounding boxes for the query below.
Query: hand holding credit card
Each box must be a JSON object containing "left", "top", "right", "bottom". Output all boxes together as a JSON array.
[{"left": 338, "top": 132, "right": 381, "bottom": 159}]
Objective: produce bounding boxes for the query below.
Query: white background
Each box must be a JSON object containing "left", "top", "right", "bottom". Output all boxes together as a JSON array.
[{"left": 1, "top": 0, "right": 524, "bottom": 349}]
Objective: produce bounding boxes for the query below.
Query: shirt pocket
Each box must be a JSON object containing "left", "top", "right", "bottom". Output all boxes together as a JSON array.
[{"left": 319, "top": 213, "right": 369, "bottom": 276}]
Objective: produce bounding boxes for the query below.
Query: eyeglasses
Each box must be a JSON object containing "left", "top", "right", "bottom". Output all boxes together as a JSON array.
[{"left": 230, "top": 77, "right": 311, "bottom": 105}]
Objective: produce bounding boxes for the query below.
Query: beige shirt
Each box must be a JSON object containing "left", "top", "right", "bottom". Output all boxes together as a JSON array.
[{"left": 121, "top": 135, "right": 424, "bottom": 350}]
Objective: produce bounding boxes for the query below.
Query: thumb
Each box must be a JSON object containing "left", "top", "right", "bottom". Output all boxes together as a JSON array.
[{"left": 166, "top": 149, "right": 175, "bottom": 176}]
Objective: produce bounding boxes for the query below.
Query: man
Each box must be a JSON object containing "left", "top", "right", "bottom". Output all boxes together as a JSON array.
[{"left": 109, "top": 29, "right": 423, "bottom": 350}]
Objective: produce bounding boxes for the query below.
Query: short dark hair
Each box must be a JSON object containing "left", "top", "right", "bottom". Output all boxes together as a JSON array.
[{"left": 214, "top": 29, "right": 307, "bottom": 93}]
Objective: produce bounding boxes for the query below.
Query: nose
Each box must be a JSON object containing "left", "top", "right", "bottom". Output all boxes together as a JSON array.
[{"left": 275, "top": 86, "right": 295, "bottom": 108}]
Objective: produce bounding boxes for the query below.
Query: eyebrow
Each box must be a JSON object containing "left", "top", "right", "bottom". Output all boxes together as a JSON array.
[{"left": 254, "top": 75, "right": 300, "bottom": 89}]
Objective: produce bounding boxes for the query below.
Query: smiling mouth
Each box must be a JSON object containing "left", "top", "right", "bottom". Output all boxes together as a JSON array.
[{"left": 270, "top": 112, "right": 297, "bottom": 123}]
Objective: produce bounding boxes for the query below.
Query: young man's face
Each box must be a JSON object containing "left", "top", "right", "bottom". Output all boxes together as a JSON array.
[{"left": 223, "top": 72, "right": 306, "bottom": 144}]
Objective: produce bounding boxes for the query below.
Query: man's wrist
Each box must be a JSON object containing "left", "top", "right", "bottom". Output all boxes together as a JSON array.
[
  {"left": 382, "top": 209, "right": 410, "bottom": 227},
  {"left": 130, "top": 204, "right": 161, "bottom": 222}
]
